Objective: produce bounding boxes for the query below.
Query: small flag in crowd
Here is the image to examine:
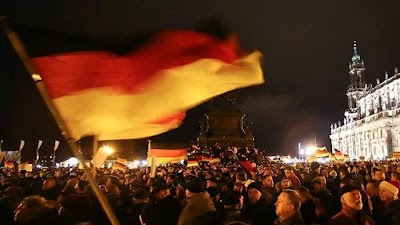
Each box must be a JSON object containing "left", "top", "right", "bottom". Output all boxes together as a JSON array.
[{"left": 147, "top": 143, "right": 188, "bottom": 165}]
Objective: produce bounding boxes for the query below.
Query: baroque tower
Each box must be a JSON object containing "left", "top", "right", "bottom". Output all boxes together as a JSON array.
[{"left": 346, "top": 41, "right": 366, "bottom": 121}]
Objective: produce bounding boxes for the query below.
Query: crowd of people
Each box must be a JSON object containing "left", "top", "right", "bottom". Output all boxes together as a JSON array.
[{"left": 1, "top": 155, "right": 400, "bottom": 225}]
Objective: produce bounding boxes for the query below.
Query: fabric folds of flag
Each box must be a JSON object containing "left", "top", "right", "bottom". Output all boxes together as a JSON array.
[
  {"left": 147, "top": 143, "right": 187, "bottom": 165},
  {"left": 334, "top": 149, "right": 344, "bottom": 160},
  {"left": 315, "top": 147, "right": 330, "bottom": 158},
  {"left": 112, "top": 161, "right": 128, "bottom": 172},
  {"left": 32, "top": 30, "right": 264, "bottom": 141}
]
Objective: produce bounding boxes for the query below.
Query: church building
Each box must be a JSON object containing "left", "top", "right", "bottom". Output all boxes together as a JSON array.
[{"left": 330, "top": 41, "right": 400, "bottom": 160}]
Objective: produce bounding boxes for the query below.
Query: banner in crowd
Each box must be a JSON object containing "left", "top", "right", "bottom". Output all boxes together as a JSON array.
[
  {"left": 187, "top": 160, "right": 199, "bottom": 167},
  {"left": 0, "top": 152, "right": 6, "bottom": 163},
  {"left": 4, "top": 161, "right": 14, "bottom": 168},
  {"left": 92, "top": 146, "right": 112, "bottom": 168},
  {"left": 18, "top": 163, "right": 33, "bottom": 172},
  {"left": 4, "top": 151, "right": 21, "bottom": 164},
  {"left": 200, "top": 157, "right": 221, "bottom": 164}
]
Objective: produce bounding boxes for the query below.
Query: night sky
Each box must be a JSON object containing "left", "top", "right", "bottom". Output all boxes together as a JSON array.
[{"left": 1, "top": 0, "right": 400, "bottom": 161}]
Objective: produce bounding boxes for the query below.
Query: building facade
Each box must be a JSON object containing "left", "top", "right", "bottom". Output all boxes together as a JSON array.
[{"left": 330, "top": 41, "right": 400, "bottom": 160}]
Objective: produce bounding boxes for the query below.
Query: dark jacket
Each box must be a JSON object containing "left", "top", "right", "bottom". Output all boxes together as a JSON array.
[
  {"left": 328, "top": 204, "right": 375, "bottom": 225},
  {"left": 303, "top": 170, "right": 319, "bottom": 189},
  {"left": 274, "top": 212, "right": 304, "bottom": 225},
  {"left": 300, "top": 199, "right": 318, "bottom": 225},
  {"left": 381, "top": 199, "right": 400, "bottom": 225},
  {"left": 245, "top": 197, "right": 276, "bottom": 225},
  {"left": 141, "top": 195, "right": 181, "bottom": 225}
]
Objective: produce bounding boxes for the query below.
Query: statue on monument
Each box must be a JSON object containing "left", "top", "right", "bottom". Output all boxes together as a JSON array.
[{"left": 211, "top": 90, "right": 241, "bottom": 109}]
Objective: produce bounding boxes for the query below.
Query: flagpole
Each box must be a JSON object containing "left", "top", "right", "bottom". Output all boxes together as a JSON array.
[
  {"left": 1, "top": 18, "right": 120, "bottom": 225},
  {"left": 93, "top": 135, "right": 98, "bottom": 176},
  {"left": 148, "top": 140, "right": 156, "bottom": 178}
]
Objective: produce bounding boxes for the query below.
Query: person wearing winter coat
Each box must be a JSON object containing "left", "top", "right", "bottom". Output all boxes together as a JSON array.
[
  {"left": 378, "top": 180, "right": 400, "bottom": 225},
  {"left": 178, "top": 178, "right": 217, "bottom": 225},
  {"left": 328, "top": 184, "right": 374, "bottom": 225}
]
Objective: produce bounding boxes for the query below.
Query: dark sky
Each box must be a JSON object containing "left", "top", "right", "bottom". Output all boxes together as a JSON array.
[{"left": 1, "top": 0, "right": 400, "bottom": 161}]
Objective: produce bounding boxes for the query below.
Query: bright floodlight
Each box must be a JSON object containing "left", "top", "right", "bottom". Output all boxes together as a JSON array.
[
  {"left": 299, "top": 149, "right": 305, "bottom": 155},
  {"left": 306, "top": 146, "right": 315, "bottom": 155},
  {"left": 102, "top": 145, "right": 114, "bottom": 155},
  {"left": 68, "top": 157, "right": 79, "bottom": 165}
]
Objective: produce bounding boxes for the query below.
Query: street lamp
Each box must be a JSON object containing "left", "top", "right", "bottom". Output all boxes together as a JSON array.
[
  {"left": 102, "top": 145, "right": 114, "bottom": 155},
  {"left": 299, "top": 149, "right": 305, "bottom": 160}
]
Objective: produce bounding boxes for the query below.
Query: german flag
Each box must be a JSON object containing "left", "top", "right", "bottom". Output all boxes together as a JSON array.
[
  {"left": 147, "top": 143, "right": 187, "bottom": 165},
  {"left": 26, "top": 29, "right": 264, "bottom": 141}
]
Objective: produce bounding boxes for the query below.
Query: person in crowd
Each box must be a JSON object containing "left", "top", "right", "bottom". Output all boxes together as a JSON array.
[
  {"left": 58, "top": 194, "right": 93, "bottom": 225},
  {"left": 40, "top": 177, "right": 61, "bottom": 201},
  {"left": 140, "top": 182, "right": 181, "bottom": 225},
  {"left": 284, "top": 166, "right": 301, "bottom": 188},
  {"left": 262, "top": 174, "right": 277, "bottom": 200},
  {"left": 0, "top": 186, "right": 23, "bottom": 225},
  {"left": 274, "top": 189, "right": 304, "bottom": 225},
  {"left": 328, "top": 184, "right": 374, "bottom": 225},
  {"left": 278, "top": 178, "right": 293, "bottom": 193},
  {"left": 124, "top": 188, "right": 149, "bottom": 225},
  {"left": 390, "top": 172, "right": 400, "bottom": 183},
  {"left": 175, "top": 183, "right": 187, "bottom": 207},
  {"left": 245, "top": 182, "right": 276, "bottom": 225},
  {"left": 295, "top": 186, "right": 319, "bottom": 224},
  {"left": 178, "top": 177, "right": 217, "bottom": 225},
  {"left": 303, "top": 162, "right": 321, "bottom": 189},
  {"left": 378, "top": 180, "right": 400, "bottom": 225},
  {"left": 207, "top": 177, "right": 219, "bottom": 189},
  {"left": 14, "top": 195, "right": 57, "bottom": 224},
  {"left": 366, "top": 180, "right": 384, "bottom": 223},
  {"left": 373, "top": 170, "right": 386, "bottom": 182},
  {"left": 222, "top": 191, "right": 250, "bottom": 225},
  {"left": 166, "top": 174, "right": 177, "bottom": 196},
  {"left": 339, "top": 167, "right": 352, "bottom": 182}
]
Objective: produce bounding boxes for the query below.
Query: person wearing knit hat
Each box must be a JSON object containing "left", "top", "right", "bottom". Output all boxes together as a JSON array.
[
  {"left": 379, "top": 180, "right": 399, "bottom": 202},
  {"left": 379, "top": 180, "right": 400, "bottom": 225},
  {"left": 247, "top": 182, "right": 263, "bottom": 204},
  {"left": 247, "top": 181, "right": 277, "bottom": 225}
]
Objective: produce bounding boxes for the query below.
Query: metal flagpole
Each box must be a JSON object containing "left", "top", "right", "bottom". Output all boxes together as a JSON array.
[{"left": 1, "top": 17, "right": 120, "bottom": 225}]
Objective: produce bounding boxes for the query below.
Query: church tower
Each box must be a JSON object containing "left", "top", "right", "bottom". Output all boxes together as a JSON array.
[{"left": 346, "top": 41, "right": 366, "bottom": 121}]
